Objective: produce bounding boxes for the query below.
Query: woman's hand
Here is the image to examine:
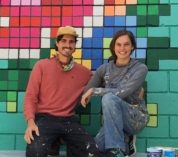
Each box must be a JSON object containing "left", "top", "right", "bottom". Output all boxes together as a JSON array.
[
  {"left": 24, "top": 119, "right": 39, "bottom": 144},
  {"left": 81, "top": 88, "right": 93, "bottom": 108}
]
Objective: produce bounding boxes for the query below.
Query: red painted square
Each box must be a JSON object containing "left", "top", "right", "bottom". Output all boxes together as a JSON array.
[
  {"left": 11, "top": 7, "right": 20, "bottom": 16},
  {"left": 42, "top": 0, "right": 51, "bottom": 5},
  {"left": 0, "top": 28, "right": 9, "bottom": 37},
  {"left": 52, "top": 6, "right": 61, "bottom": 16},
  {"left": 0, "top": 7, "right": 10, "bottom": 16},
  {"left": 51, "top": 27, "right": 58, "bottom": 38},
  {"left": 21, "top": 7, "right": 30, "bottom": 16},
  {"left": 62, "top": 0, "right": 73, "bottom": 5},
  {"left": 83, "top": 0, "right": 93, "bottom": 5},
  {"left": 31, "top": 17, "right": 41, "bottom": 27},
  {"left": 0, "top": 38, "right": 9, "bottom": 47},
  {"left": 42, "top": 17, "right": 51, "bottom": 27},
  {"left": 1, "top": 0, "right": 10, "bottom": 5},
  {"left": 20, "top": 17, "right": 30, "bottom": 26},
  {"left": 52, "top": 0, "right": 62, "bottom": 5},
  {"left": 62, "top": 6, "right": 72, "bottom": 16},
  {"left": 104, "top": 0, "right": 115, "bottom": 5},
  {"left": 73, "top": 6, "right": 83, "bottom": 16},
  {"left": 51, "top": 17, "right": 61, "bottom": 27},
  {"left": 10, "top": 17, "right": 20, "bottom": 27},
  {"left": 42, "top": 6, "right": 51, "bottom": 16},
  {"left": 73, "top": 16, "right": 83, "bottom": 26},
  {"left": 73, "top": 0, "right": 82, "bottom": 5}
]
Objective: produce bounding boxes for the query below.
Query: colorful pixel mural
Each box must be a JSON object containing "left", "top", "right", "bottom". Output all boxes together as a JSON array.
[{"left": 1, "top": 0, "right": 178, "bottom": 153}]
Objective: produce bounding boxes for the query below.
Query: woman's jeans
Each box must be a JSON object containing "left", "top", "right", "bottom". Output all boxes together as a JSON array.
[
  {"left": 95, "top": 93, "right": 149, "bottom": 151},
  {"left": 26, "top": 113, "right": 101, "bottom": 157}
]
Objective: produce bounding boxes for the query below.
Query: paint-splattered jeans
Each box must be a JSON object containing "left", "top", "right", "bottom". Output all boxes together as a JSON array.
[
  {"left": 95, "top": 93, "right": 149, "bottom": 151},
  {"left": 26, "top": 113, "right": 101, "bottom": 157}
]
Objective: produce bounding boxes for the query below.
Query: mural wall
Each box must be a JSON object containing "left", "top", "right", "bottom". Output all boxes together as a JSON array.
[{"left": 0, "top": 0, "right": 178, "bottom": 152}]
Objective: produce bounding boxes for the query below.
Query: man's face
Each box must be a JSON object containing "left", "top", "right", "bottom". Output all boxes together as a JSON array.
[{"left": 56, "top": 34, "right": 76, "bottom": 57}]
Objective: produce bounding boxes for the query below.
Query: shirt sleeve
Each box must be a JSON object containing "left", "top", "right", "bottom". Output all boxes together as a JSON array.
[{"left": 23, "top": 61, "right": 43, "bottom": 121}]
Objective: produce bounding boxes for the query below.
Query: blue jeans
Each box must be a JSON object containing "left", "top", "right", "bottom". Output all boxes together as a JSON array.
[{"left": 95, "top": 93, "right": 149, "bottom": 151}]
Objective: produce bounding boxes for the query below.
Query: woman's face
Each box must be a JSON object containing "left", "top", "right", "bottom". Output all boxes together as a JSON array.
[{"left": 114, "top": 34, "right": 133, "bottom": 60}]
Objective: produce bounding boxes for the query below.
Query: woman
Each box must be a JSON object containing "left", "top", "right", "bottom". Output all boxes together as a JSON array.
[{"left": 81, "top": 30, "right": 149, "bottom": 157}]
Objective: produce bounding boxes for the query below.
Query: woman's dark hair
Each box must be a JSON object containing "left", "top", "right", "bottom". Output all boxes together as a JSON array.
[
  {"left": 109, "top": 29, "right": 136, "bottom": 61},
  {"left": 54, "top": 35, "right": 77, "bottom": 51}
]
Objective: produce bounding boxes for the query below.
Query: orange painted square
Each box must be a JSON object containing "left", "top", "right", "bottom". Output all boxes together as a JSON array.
[
  {"left": 126, "top": 0, "right": 137, "bottom": 4},
  {"left": 52, "top": 6, "right": 61, "bottom": 16},
  {"left": 51, "top": 17, "right": 61, "bottom": 27},
  {"left": 62, "top": 6, "right": 73, "bottom": 16},
  {"left": 10, "top": 17, "right": 19, "bottom": 26},
  {"left": 0, "top": 28, "right": 9, "bottom": 37},
  {"left": 105, "top": 6, "right": 115, "bottom": 16},
  {"left": 115, "top": 0, "right": 125, "bottom": 4},
  {"left": 31, "top": 17, "right": 41, "bottom": 27},
  {"left": 20, "top": 17, "right": 30, "bottom": 26},
  {"left": 115, "top": 6, "right": 126, "bottom": 16},
  {"left": 0, "top": 7, "right": 10, "bottom": 16},
  {"left": 42, "top": 6, "right": 51, "bottom": 16}
]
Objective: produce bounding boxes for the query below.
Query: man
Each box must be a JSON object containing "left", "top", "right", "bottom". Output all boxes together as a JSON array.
[{"left": 23, "top": 26, "right": 101, "bottom": 157}]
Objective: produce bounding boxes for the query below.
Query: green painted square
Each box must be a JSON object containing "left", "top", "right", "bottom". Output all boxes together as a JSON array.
[
  {"left": 103, "top": 49, "right": 111, "bottom": 59},
  {"left": 40, "top": 48, "right": 50, "bottom": 59},
  {"left": 29, "top": 59, "right": 38, "bottom": 69},
  {"left": 0, "top": 135, "right": 15, "bottom": 150},
  {"left": 137, "top": 16, "right": 147, "bottom": 26},
  {"left": 137, "top": 5, "right": 147, "bottom": 15},
  {"left": 126, "top": 5, "right": 137, "bottom": 15},
  {"left": 0, "top": 91, "right": 7, "bottom": 101},
  {"left": 137, "top": 0, "right": 148, "bottom": 4},
  {"left": 7, "top": 91, "right": 17, "bottom": 101},
  {"left": 148, "top": 5, "right": 159, "bottom": 15},
  {"left": 170, "top": 71, "right": 178, "bottom": 92},
  {"left": 147, "top": 15, "right": 159, "bottom": 26},
  {"left": 0, "top": 70, "right": 8, "bottom": 80},
  {"left": 8, "top": 81, "right": 18, "bottom": 90},
  {"left": 136, "top": 138, "right": 146, "bottom": 153},
  {"left": 170, "top": 116, "right": 178, "bottom": 137},
  {"left": 137, "top": 27, "right": 148, "bottom": 37},
  {"left": 18, "top": 92, "right": 25, "bottom": 112},
  {"left": 0, "top": 81, "right": 8, "bottom": 90},
  {"left": 148, "top": 37, "right": 169, "bottom": 48},
  {"left": 160, "top": 0, "right": 169, "bottom": 3},
  {"left": 18, "top": 71, "right": 30, "bottom": 90},
  {"left": 19, "top": 59, "right": 30, "bottom": 69},
  {"left": 149, "top": 0, "right": 159, "bottom": 3},
  {"left": 8, "top": 70, "right": 18, "bottom": 81},
  {"left": 103, "top": 38, "right": 112, "bottom": 49},
  {"left": 91, "top": 96, "right": 102, "bottom": 114},
  {"left": 80, "top": 115, "right": 90, "bottom": 125},
  {"left": 8, "top": 59, "right": 18, "bottom": 69},
  {"left": 159, "top": 5, "right": 170, "bottom": 16},
  {"left": 50, "top": 38, "right": 56, "bottom": 47},
  {"left": 0, "top": 102, "right": 6, "bottom": 111},
  {"left": 15, "top": 135, "right": 26, "bottom": 150},
  {"left": 7, "top": 102, "right": 17, "bottom": 112}
]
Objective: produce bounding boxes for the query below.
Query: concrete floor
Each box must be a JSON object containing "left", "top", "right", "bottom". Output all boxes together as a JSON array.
[{"left": 0, "top": 151, "right": 147, "bottom": 157}]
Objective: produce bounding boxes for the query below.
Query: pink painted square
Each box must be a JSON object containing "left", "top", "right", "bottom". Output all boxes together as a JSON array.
[
  {"left": 31, "top": 28, "right": 40, "bottom": 37},
  {"left": 21, "top": 7, "right": 31, "bottom": 16},
  {"left": 84, "top": 6, "right": 93, "bottom": 16},
  {"left": 11, "top": 0, "right": 21, "bottom": 6},
  {"left": 30, "top": 38, "right": 40, "bottom": 48},
  {"left": 73, "top": 0, "right": 82, "bottom": 5},
  {"left": 42, "top": 17, "right": 51, "bottom": 27},
  {"left": 62, "top": 17, "right": 72, "bottom": 26},
  {"left": 1, "top": 0, "right": 10, "bottom": 5},
  {"left": 83, "top": 0, "right": 93, "bottom": 5},
  {"left": 20, "top": 28, "right": 30, "bottom": 37},
  {"left": 73, "top": 17, "right": 83, "bottom": 26},
  {"left": 31, "top": 7, "right": 41, "bottom": 16},
  {"left": 32, "top": 0, "right": 41, "bottom": 5},
  {"left": 10, "top": 38, "right": 19, "bottom": 48},
  {"left": 11, "top": 7, "right": 20, "bottom": 16},
  {"left": 0, "top": 38, "right": 9, "bottom": 47},
  {"left": 10, "top": 28, "right": 20, "bottom": 37},
  {"left": 73, "top": 6, "right": 83, "bottom": 16},
  {"left": 20, "top": 38, "right": 30, "bottom": 48},
  {"left": 21, "top": 0, "right": 31, "bottom": 5}
]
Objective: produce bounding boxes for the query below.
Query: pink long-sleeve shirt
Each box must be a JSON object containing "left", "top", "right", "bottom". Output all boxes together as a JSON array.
[{"left": 24, "top": 58, "right": 92, "bottom": 121}]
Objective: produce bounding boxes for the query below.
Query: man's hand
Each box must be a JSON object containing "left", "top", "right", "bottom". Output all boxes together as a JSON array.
[
  {"left": 81, "top": 88, "right": 93, "bottom": 108},
  {"left": 24, "top": 119, "right": 39, "bottom": 144}
]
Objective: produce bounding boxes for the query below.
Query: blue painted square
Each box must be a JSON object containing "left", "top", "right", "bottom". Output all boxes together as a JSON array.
[
  {"left": 137, "top": 38, "right": 147, "bottom": 48},
  {"left": 136, "top": 49, "right": 146, "bottom": 59},
  {"left": 93, "top": 27, "right": 103, "bottom": 37},
  {"left": 83, "top": 38, "right": 92, "bottom": 48},
  {"left": 104, "top": 16, "right": 115, "bottom": 26},
  {"left": 92, "top": 59, "right": 103, "bottom": 70},
  {"left": 104, "top": 27, "right": 114, "bottom": 37},
  {"left": 92, "top": 38, "right": 103, "bottom": 48},
  {"left": 91, "top": 49, "right": 103, "bottom": 59},
  {"left": 126, "top": 27, "right": 136, "bottom": 36},
  {"left": 114, "top": 27, "right": 125, "bottom": 34},
  {"left": 115, "top": 16, "right": 126, "bottom": 26},
  {"left": 82, "top": 49, "right": 92, "bottom": 59},
  {"left": 131, "top": 51, "right": 136, "bottom": 58},
  {"left": 126, "top": 16, "right": 137, "bottom": 26}
]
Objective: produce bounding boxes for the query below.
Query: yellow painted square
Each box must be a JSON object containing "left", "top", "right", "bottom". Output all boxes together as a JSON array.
[
  {"left": 74, "top": 59, "right": 82, "bottom": 64},
  {"left": 147, "top": 103, "right": 157, "bottom": 115},
  {"left": 7, "top": 102, "right": 17, "bottom": 112},
  {"left": 103, "top": 38, "right": 112, "bottom": 48},
  {"left": 103, "top": 49, "right": 111, "bottom": 59},
  {"left": 73, "top": 49, "right": 82, "bottom": 58},
  {"left": 147, "top": 115, "right": 157, "bottom": 127},
  {"left": 82, "top": 60, "right": 91, "bottom": 70}
]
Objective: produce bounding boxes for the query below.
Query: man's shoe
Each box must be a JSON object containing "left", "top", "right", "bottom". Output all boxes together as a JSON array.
[{"left": 127, "top": 135, "right": 136, "bottom": 156}]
